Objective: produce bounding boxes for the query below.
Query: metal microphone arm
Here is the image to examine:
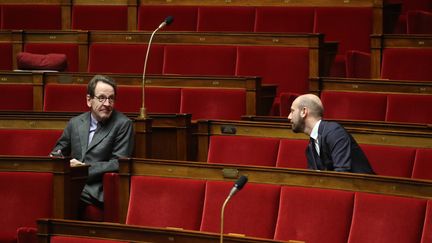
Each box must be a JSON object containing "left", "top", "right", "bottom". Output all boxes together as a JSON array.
[{"left": 220, "top": 194, "right": 232, "bottom": 243}]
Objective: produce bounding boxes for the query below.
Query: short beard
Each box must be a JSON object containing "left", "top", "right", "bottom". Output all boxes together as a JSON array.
[{"left": 291, "top": 120, "right": 305, "bottom": 133}]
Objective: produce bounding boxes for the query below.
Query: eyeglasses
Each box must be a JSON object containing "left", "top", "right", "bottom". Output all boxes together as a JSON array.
[{"left": 93, "top": 95, "right": 115, "bottom": 104}]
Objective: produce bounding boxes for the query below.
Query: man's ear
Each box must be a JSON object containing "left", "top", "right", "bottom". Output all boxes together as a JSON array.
[
  {"left": 86, "top": 94, "right": 92, "bottom": 108},
  {"left": 300, "top": 107, "right": 307, "bottom": 118}
]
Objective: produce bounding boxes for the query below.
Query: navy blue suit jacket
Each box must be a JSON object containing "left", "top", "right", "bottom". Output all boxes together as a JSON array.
[{"left": 305, "top": 121, "right": 374, "bottom": 174}]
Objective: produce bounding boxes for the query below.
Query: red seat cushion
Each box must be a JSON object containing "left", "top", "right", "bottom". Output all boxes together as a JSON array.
[
  {"left": 0, "top": 84, "right": 33, "bottom": 111},
  {"left": 138, "top": 5, "right": 197, "bottom": 31},
  {"left": 412, "top": 148, "right": 432, "bottom": 180},
  {"left": 1, "top": 4, "right": 61, "bottom": 30},
  {"left": 24, "top": 43, "right": 79, "bottom": 72},
  {"left": 43, "top": 84, "right": 87, "bottom": 112},
  {"left": 72, "top": 5, "right": 128, "bottom": 31},
  {"left": 197, "top": 6, "right": 255, "bottom": 32},
  {"left": 200, "top": 181, "right": 281, "bottom": 239},
  {"left": 254, "top": 7, "right": 315, "bottom": 33},
  {"left": 385, "top": 93, "right": 432, "bottom": 124},
  {"left": 17, "top": 52, "right": 67, "bottom": 71},
  {"left": 276, "top": 139, "right": 308, "bottom": 169},
  {"left": 0, "top": 43, "right": 13, "bottom": 70},
  {"left": 381, "top": 48, "right": 432, "bottom": 81},
  {"left": 0, "top": 129, "right": 62, "bottom": 156},
  {"left": 207, "top": 135, "right": 280, "bottom": 167}
]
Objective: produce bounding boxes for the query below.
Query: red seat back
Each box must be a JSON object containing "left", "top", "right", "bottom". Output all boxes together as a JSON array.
[
  {"left": 0, "top": 84, "right": 33, "bottom": 111},
  {"left": 412, "top": 148, "right": 432, "bottom": 180},
  {"left": 381, "top": 48, "right": 432, "bottom": 81},
  {"left": 0, "top": 43, "right": 13, "bottom": 70},
  {"left": 421, "top": 200, "right": 432, "bottom": 243},
  {"left": 407, "top": 10, "right": 432, "bottom": 34},
  {"left": 0, "top": 129, "right": 62, "bottom": 156},
  {"left": 254, "top": 7, "right": 315, "bottom": 33},
  {"left": 44, "top": 84, "right": 87, "bottom": 112},
  {"left": 197, "top": 6, "right": 255, "bottom": 32},
  {"left": 138, "top": 5, "right": 197, "bottom": 31},
  {"left": 1, "top": 4, "right": 61, "bottom": 30},
  {"left": 51, "top": 236, "right": 123, "bottom": 243},
  {"left": 72, "top": 5, "right": 128, "bottom": 31},
  {"left": 276, "top": 139, "right": 308, "bottom": 169},
  {"left": 385, "top": 93, "right": 432, "bottom": 124}
]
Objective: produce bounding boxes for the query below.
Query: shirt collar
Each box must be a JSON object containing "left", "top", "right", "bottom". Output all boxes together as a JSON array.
[
  {"left": 310, "top": 120, "right": 321, "bottom": 140},
  {"left": 90, "top": 113, "right": 98, "bottom": 130}
]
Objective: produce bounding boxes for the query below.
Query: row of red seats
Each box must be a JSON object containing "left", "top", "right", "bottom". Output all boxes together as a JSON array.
[{"left": 207, "top": 135, "right": 432, "bottom": 180}]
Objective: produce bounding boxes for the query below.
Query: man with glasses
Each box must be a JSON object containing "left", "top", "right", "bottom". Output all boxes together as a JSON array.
[{"left": 51, "top": 75, "right": 134, "bottom": 220}]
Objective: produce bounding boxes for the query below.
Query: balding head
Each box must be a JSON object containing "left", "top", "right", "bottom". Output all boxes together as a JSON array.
[{"left": 293, "top": 94, "right": 324, "bottom": 119}]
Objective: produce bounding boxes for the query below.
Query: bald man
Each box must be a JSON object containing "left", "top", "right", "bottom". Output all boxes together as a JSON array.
[{"left": 288, "top": 94, "right": 374, "bottom": 174}]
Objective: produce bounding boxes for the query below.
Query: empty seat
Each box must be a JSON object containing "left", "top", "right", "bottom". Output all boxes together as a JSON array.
[
  {"left": 138, "top": 5, "right": 197, "bottom": 31},
  {"left": 200, "top": 181, "right": 280, "bottom": 239},
  {"left": 197, "top": 6, "right": 255, "bottom": 32},
  {"left": 407, "top": 10, "right": 432, "bottom": 34},
  {"left": 72, "top": 5, "right": 128, "bottom": 31},
  {"left": 254, "top": 7, "right": 315, "bottom": 33},
  {"left": 381, "top": 48, "right": 432, "bottom": 81},
  {"left": 320, "top": 91, "right": 387, "bottom": 121},
  {"left": 348, "top": 192, "right": 427, "bottom": 243},
  {"left": 345, "top": 50, "right": 371, "bottom": 78},
  {"left": 0, "top": 84, "right": 34, "bottom": 111},
  {"left": 24, "top": 43, "right": 79, "bottom": 72},
  {"left": 126, "top": 176, "right": 206, "bottom": 230},
  {"left": 386, "top": 93, "right": 432, "bottom": 124},
  {"left": 180, "top": 88, "right": 246, "bottom": 120},
  {"left": 207, "top": 135, "right": 280, "bottom": 167},
  {"left": 0, "top": 172, "right": 53, "bottom": 242},
  {"left": 163, "top": 45, "right": 237, "bottom": 76},
  {"left": 276, "top": 139, "right": 308, "bottom": 169},
  {"left": 43, "top": 84, "right": 87, "bottom": 112},
  {"left": 274, "top": 186, "right": 354, "bottom": 243},
  {"left": 1, "top": 4, "right": 62, "bottom": 30},
  {"left": 412, "top": 148, "right": 432, "bottom": 180},
  {"left": 360, "top": 144, "right": 416, "bottom": 178},
  {"left": 0, "top": 129, "right": 63, "bottom": 156},
  {"left": 0, "top": 43, "right": 13, "bottom": 70},
  {"left": 88, "top": 44, "right": 164, "bottom": 74}
]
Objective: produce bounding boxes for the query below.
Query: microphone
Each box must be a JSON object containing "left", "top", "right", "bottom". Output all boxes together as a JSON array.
[
  {"left": 220, "top": 175, "right": 248, "bottom": 243},
  {"left": 138, "top": 16, "right": 174, "bottom": 119}
]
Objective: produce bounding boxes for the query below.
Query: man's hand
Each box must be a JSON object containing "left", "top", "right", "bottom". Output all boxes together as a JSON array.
[{"left": 70, "top": 158, "right": 85, "bottom": 167}]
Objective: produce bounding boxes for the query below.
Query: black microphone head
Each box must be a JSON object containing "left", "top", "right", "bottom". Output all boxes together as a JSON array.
[
  {"left": 234, "top": 175, "right": 248, "bottom": 191},
  {"left": 165, "top": 16, "right": 174, "bottom": 26}
]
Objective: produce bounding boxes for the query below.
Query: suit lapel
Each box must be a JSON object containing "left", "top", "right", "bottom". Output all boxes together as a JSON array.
[
  {"left": 78, "top": 112, "right": 91, "bottom": 159},
  {"left": 86, "top": 111, "right": 116, "bottom": 152}
]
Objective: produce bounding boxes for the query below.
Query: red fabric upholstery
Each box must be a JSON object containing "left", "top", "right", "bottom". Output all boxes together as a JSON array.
[
  {"left": 381, "top": 48, "right": 432, "bottom": 81},
  {"left": 207, "top": 135, "right": 280, "bottom": 166},
  {"left": 412, "top": 149, "right": 432, "bottom": 180},
  {"left": 346, "top": 50, "right": 371, "bottom": 78},
  {"left": 328, "top": 54, "right": 346, "bottom": 77},
  {"left": 197, "top": 6, "right": 255, "bottom": 32},
  {"left": 163, "top": 45, "right": 237, "bottom": 76},
  {"left": 360, "top": 144, "right": 416, "bottom": 178},
  {"left": 314, "top": 7, "right": 372, "bottom": 77},
  {"left": 407, "top": 10, "right": 432, "bottom": 34},
  {"left": 421, "top": 200, "right": 432, "bottom": 243},
  {"left": 24, "top": 43, "right": 79, "bottom": 72},
  {"left": 279, "top": 92, "right": 299, "bottom": 117},
  {"left": 0, "top": 129, "right": 62, "bottom": 156},
  {"left": 88, "top": 44, "right": 164, "bottom": 74},
  {"left": 115, "top": 86, "right": 141, "bottom": 113},
  {"left": 386, "top": 93, "right": 432, "bottom": 124},
  {"left": 0, "top": 84, "right": 33, "bottom": 111},
  {"left": 180, "top": 88, "right": 246, "bottom": 120},
  {"left": 51, "top": 236, "right": 123, "bottom": 243},
  {"left": 72, "top": 5, "right": 128, "bottom": 31},
  {"left": 17, "top": 52, "right": 67, "bottom": 71},
  {"left": 81, "top": 204, "right": 104, "bottom": 222},
  {"left": 138, "top": 5, "right": 197, "bottom": 31},
  {"left": 276, "top": 139, "right": 308, "bottom": 169},
  {"left": 0, "top": 172, "right": 53, "bottom": 242},
  {"left": 254, "top": 7, "right": 315, "bottom": 33},
  {"left": 348, "top": 192, "right": 427, "bottom": 243},
  {"left": 200, "top": 181, "right": 280, "bottom": 239},
  {"left": 103, "top": 173, "right": 120, "bottom": 223},
  {"left": 43, "top": 84, "right": 87, "bottom": 112},
  {"left": 126, "top": 176, "right": 206, "bottom": 230},
  {"left": 17, "top": 227, "right": 37, "bottom": 243},
  {"left": 0, "top": 43, "right": 13, "bottom": 70},
  {"left": 321, "top": 91, "right": 387, "bottom": 121},
  {"left": 1, "top": 4, "right": 61, "bottom": 30},
  {"left": 274, "top": 186, "right": 354, "bottom": 243},
  {"left": 236, "top": 46, "right": 309, "bottom": 95}
]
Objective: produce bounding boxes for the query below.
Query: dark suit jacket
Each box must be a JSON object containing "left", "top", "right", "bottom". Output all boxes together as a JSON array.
[
  {"left": 305, "top": 121, "right": 374, "bottom": 174},
  {"left": 52, "top": 110, "right": 134, "bottom": 205}
]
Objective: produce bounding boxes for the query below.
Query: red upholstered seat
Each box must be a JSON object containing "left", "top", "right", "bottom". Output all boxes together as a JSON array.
[
  {"left": 24, "top": 43, "right": 79, "bottom": 72},
  {"left": 126, "top": 176, "right": 206, "bottom": 230},
  {"left": 421, "top": 200, "right": 432, "bottom": 243},
  {"left": 72, "top": 5, "right": 128, "bottom": 31},
  {"left": 274, "top": 187, "right": 354, "bottom": 243},
  {"left": 360, "top": 144, "right": 416, "bottom": 178},
  {"left": 407, "top": 10, "right": 432, "bottom": 34},
  {"left": 346, "top": 50, "right": 371, "bottom": 78},
  {"left": 138, "top": 5, "right": 197, "bottom": 31},
  {"left": 197, "top": 6, "right": 255, "bottom": 32},
  {"left": 276, "top": 139, "right": 308, "bottom": 169},
  {"left": 348, "top": 192, "right": 427, "bottom": 243},
  {"left": 254, "top": 7, "right": 315, "bottom": 33},
  {"left": 207, "top": 135, "right": 280, "bottom": 167},
  {"left": 412, "top": 149, "right": 432, "bottom": 180},
  {"left": 314, "top": 7, "right": 373, "bottom": 77},
  {"left": 386, "top": 93, "right": 432, "bottom": 124},
  {"left": 320, "top": 91, "right": 387, "bottom": 121},
  {"left": 88, "top": 44, "right": 164, "bottom": 74},
  {"left": 51, "top": 236, "right": 123, "bottom": 243},
  {"left": 0, "top": 84, "right": 33, "bottom": 111},
  {"left": 0, "top": 172, "right": 53, "bottom": 242},
  {"left": 0, "top": 129, "right": 62, "bottom": 156},
  {"left": 44, "top": 84, "right": 87, "bottom": 112},
  {"left": 200, "top": 181, "right": 280, "bottom": 239},
  {"left": 163, "top": 45, "right": 237, "bottom": 76},
  {"left": 1, "top": 4, "right": 61, "bottom": 30},
  {"left": 279, "top": 92, "right": 299, "bottom": 117},
  {"left": 381, "top": 48, "right": 432, "bottom": 81},
  {"left": 0, "top": 43, "right": 13, "bottom": 70},
  {"left": 180, "top": 88, "right": 246, "bottom": 120}
]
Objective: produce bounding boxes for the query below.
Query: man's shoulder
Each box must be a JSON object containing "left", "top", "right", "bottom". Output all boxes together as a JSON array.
[
  {"left": 111, "top": 110, "right": 132, "bottom": 124},
  {"left": 320, "top": 120, "right": 346, "bottom": 134},
  {"left": 69, "top": 112, "right": 89, "bottom": 123}
]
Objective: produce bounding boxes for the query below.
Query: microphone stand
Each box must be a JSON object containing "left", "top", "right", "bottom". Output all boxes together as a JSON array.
[{"left": 220, "top": 195, "right": 232, "bottom": 243}]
